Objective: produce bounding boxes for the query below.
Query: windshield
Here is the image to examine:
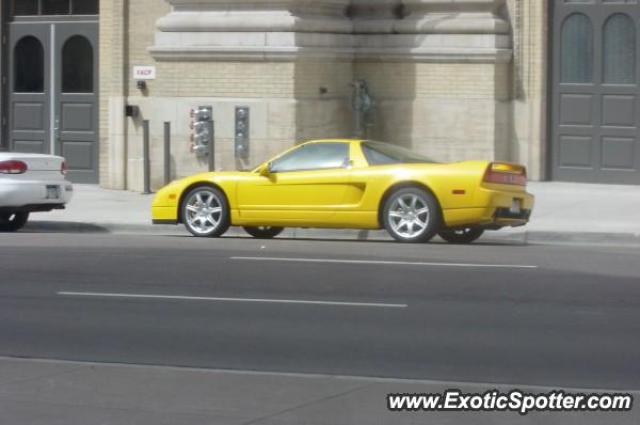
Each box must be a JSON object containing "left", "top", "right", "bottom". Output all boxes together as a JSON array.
[{"left": 361, "top": 141, "right": 436, "bottom": 165}]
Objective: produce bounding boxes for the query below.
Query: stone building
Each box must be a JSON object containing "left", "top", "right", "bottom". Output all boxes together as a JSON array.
[{"left": 1, "top": 0, "right": 639, "bottom": 189}]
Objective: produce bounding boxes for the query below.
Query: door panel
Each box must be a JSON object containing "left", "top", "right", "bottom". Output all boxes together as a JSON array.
[
  {"left": 8, "top": 25, "right": 50, "bottom": 155},
  {"left": 54, "top": 24, "right": 99, "bottom": 183},
  {"left": 551, "top": 1, "right": 640, "bottom": 184},
  {"left": 236, "top": 169, "right": 352, "bottom": 222},
  {"left": 236, "top": 142, "right": 354, "bottom": 223}
]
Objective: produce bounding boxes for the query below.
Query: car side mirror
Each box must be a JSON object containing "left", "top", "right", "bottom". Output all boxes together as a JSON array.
[{"left": 260, "top": 163, "right": 272, "bottom": 176}]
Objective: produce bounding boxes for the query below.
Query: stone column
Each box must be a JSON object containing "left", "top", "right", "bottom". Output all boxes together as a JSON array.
[
  {"left": 508, "top": 0, "right": 548, "bottom": 180},
  {"left": 100, "top": 0, "right": 129, "bottom": 189}
]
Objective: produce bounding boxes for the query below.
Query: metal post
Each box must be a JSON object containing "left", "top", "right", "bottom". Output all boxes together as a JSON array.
[
  {"left": 142, "top": 120, "right": 151, "bottom": 194},
  {"left": 207, "top": 119, "right": 215, "bottom": 172},
  {"left": 163, "top": 121, "right": 171, "bottom": 185}
]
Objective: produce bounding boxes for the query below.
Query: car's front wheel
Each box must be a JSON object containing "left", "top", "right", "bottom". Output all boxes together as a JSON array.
[
  {"left": 181, "top": 186, "right": 230, "bottom": 237},
  {"left": 438, "top": 227, "right": 484, "bottom": 244},
  {"left": 0, "top": 212, "right": 29, "bottom": 232},
  {"left": 383, "top": 188, "right": 440, "bottom": 243},
  {"left": 243, "top": 226, "right": 284, "bottom": 239}
]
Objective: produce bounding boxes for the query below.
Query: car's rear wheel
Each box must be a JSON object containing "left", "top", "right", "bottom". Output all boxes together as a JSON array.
[
  {"left": 243, "top": 226, "right": 284, "bottom": 239},
  {"left": 182, "top": 186, "right": 230, "bottom": 237},
  {"left": 438, "top": 227, "right": 484, "bottom": 244},
  {"left": 0, "top": 212, "right": 29, "bottom": 232},
  {"left": 383, "top": 188, "right": 440, "bottom": 243}
]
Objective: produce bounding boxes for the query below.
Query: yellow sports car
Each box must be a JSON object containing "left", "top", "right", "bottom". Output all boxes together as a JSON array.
[{"left": 152, "top": 139, "right": 534, "bottom": 243}]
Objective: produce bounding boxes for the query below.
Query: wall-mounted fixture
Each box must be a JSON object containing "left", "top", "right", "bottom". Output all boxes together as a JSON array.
[
  {"left": 133, "top": 66, "right": 155, "bottom": 94},
  {"left": 235, "top": 107, "right": 250, "bottom": 160},
  {"left": 190, "top": 106, "right": 213, "bottom": 158},
  {"left": 125, "top": 105, "right": 140, "bottom": 118}
]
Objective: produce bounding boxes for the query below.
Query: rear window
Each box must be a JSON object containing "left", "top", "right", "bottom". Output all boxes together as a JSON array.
[{"left": 361, "top": 141, "right": 436, "bottom": 165}]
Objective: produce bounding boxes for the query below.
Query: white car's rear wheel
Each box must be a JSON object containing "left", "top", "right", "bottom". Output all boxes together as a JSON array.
[
  {"left": 0, "top": 212, "right": 29, "bottom": 232},
  {"left": 181, "top": 186, "right": 230, "bottom": 237}
]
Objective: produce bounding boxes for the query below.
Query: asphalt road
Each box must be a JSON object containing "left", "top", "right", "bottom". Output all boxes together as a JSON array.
[{"left": 0, "top": 233, "right": 639, "bottom": 391}]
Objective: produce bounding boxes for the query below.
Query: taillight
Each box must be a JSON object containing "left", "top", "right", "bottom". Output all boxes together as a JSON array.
[
  {"left": 0, "top": 160, "right": 28, "bottom": 175},
  {"left": 483, "top": 162, "right": 527, "bottom": 186},
  {"left": 61, "top": 161, "right": 68, "bottom": 175}
]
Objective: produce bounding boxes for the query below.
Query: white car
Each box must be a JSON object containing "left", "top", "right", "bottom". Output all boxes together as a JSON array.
[{"left": 0, "top": 152, "right": 73, "bottom": 232}]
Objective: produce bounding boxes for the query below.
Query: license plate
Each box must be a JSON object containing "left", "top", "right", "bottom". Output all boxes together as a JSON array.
[
  {"left": 510, "top": 199, "right": 522, "bottom": 214},
  {"left": 46, "top": 185, "right": 60, "bottom": 200}
]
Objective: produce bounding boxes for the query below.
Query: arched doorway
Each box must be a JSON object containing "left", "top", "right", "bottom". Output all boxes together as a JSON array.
[
  {"left": 551, "top": 1, "right": 640, "bottom": 184},
  {"left": 6, "top": 0, "right": 99, "bottom": 183}
]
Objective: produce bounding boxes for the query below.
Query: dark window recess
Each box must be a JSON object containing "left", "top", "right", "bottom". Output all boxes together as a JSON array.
[
  {"left": 73, "top": 0, "right": 99, "bottom": 15},
  {"left": 12, "top": 0, "right": 39, "bottom": 16},
  {"left": 42, "top": 0, "right": 70, "bottom": 14},
  {"left": 603, "top": 14, "right": 636, "bottom": 84},
  {"left": 14, "top": 36, "right": 45, "bottom": 93},
  {"left": 62, "top": 35, "right": 94, "bottom": 93},
  {"left": 561, "top": 13, "right": 594, "bottom": 83}
]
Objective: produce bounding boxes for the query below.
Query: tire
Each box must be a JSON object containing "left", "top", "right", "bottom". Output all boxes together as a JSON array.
[
  {"left": 243, "top": 226, "right": 284, "bottom": 239},
  {"left": 0, "top": 212, "right": 29, "bottom": 232},
  {"left": 438, "top": 227, "right": 485, "bottom": 244},
  {"left": 383, "top": 187, "right": 440, "bottom": 243},
  {"left": 181, "top": 186, "right": 230, "bottom": 237}
]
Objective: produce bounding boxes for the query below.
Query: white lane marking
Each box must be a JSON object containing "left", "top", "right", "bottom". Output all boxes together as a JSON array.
[
  {"left": 230, "top": 257, "right": 538, "bottom": 269},
  {"left": 57, "top": 292, "right": 407, "bottom": 309}
]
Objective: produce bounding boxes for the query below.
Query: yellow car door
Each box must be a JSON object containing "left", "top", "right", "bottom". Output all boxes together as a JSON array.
[{"left": 236, "top": 142, "right": 352, "bottom": 224}]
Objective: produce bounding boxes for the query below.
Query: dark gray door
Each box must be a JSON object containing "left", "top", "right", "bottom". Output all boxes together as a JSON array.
[
  {"left": 8, "top": 20, "right": 98, "bottom": 183},
  {"left": 551, "top": 1, "right": 640, "bottom": 184},
  {"left": 54, "top": 23, "right": 98, "bottom": 183},
  {"left": 8, "top": 23, "right": 50, "bottom": 154}
]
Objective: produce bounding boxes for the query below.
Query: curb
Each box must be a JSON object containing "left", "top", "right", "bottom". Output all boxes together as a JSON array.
[
  {"left": 524, "top": 231, "right": 640, "bottom": 246},
  {"left": 23, "top": 221, "right": 640, "bottom": 246}
]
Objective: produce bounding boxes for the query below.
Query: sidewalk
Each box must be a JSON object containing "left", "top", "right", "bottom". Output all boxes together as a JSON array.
[
  {"left": 0, "top": 357, "right": 636, "bottom": 425},
  {"left": 25, "top": 182, "right": 640, "bottom": 244}
]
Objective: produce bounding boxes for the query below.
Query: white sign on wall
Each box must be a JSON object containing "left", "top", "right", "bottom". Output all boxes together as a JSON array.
[{"left": 133, "top": 66, "right": 156, "bottom": 80}]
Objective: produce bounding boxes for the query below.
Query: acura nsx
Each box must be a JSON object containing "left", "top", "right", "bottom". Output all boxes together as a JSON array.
[{"left": 152, "top": 139, "right": 534, "bottom": 243}]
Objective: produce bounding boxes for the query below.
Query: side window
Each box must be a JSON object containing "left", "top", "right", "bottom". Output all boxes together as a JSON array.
[
  {"left": 270, "top": 143, "right": 349, "bottom": 173},
  {"left": 362, "top": 144, "right": 398, "bottom": 165}
]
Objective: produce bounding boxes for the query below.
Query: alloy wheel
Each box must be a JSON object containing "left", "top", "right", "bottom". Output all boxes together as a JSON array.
[
  {"left": 184, "top": 189, "right": 224, "bottom": 236},
  {"left": 388, "top": 193, "right": 431, "bottom": 239}
]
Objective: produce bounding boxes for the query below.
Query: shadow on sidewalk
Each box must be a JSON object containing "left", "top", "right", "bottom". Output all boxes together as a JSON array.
[{"left": 23, "top": 221, "right": 110, "bottom": 234}]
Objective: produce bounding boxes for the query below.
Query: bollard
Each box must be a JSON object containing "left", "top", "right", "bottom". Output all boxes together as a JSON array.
[
  {"left": 163, "top": 122, "right": 171, "bottom": 185},
  {"left": 142, "top": 120, "right": 151, "bottom": 194}
]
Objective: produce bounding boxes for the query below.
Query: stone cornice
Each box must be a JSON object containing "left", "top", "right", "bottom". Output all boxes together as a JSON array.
[{"left": 149, "top": 0, "right": 512, "bottom": 63}]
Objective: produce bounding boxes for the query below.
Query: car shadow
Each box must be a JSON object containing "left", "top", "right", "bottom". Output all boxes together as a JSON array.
[
  {"left": 156, "top": 234, "right": 528, "bottom": 247},
  {"left": 22, "top": 221, "right": 110, "bottom": 234}
]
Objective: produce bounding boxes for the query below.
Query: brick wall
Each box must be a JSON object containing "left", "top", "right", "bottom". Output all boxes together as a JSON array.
[
  {"left": 355, "top": 61, "right": 512, "bottom": 163},
  {"left": 99, "top": 0, "right": 548, "bottom": 190}
]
